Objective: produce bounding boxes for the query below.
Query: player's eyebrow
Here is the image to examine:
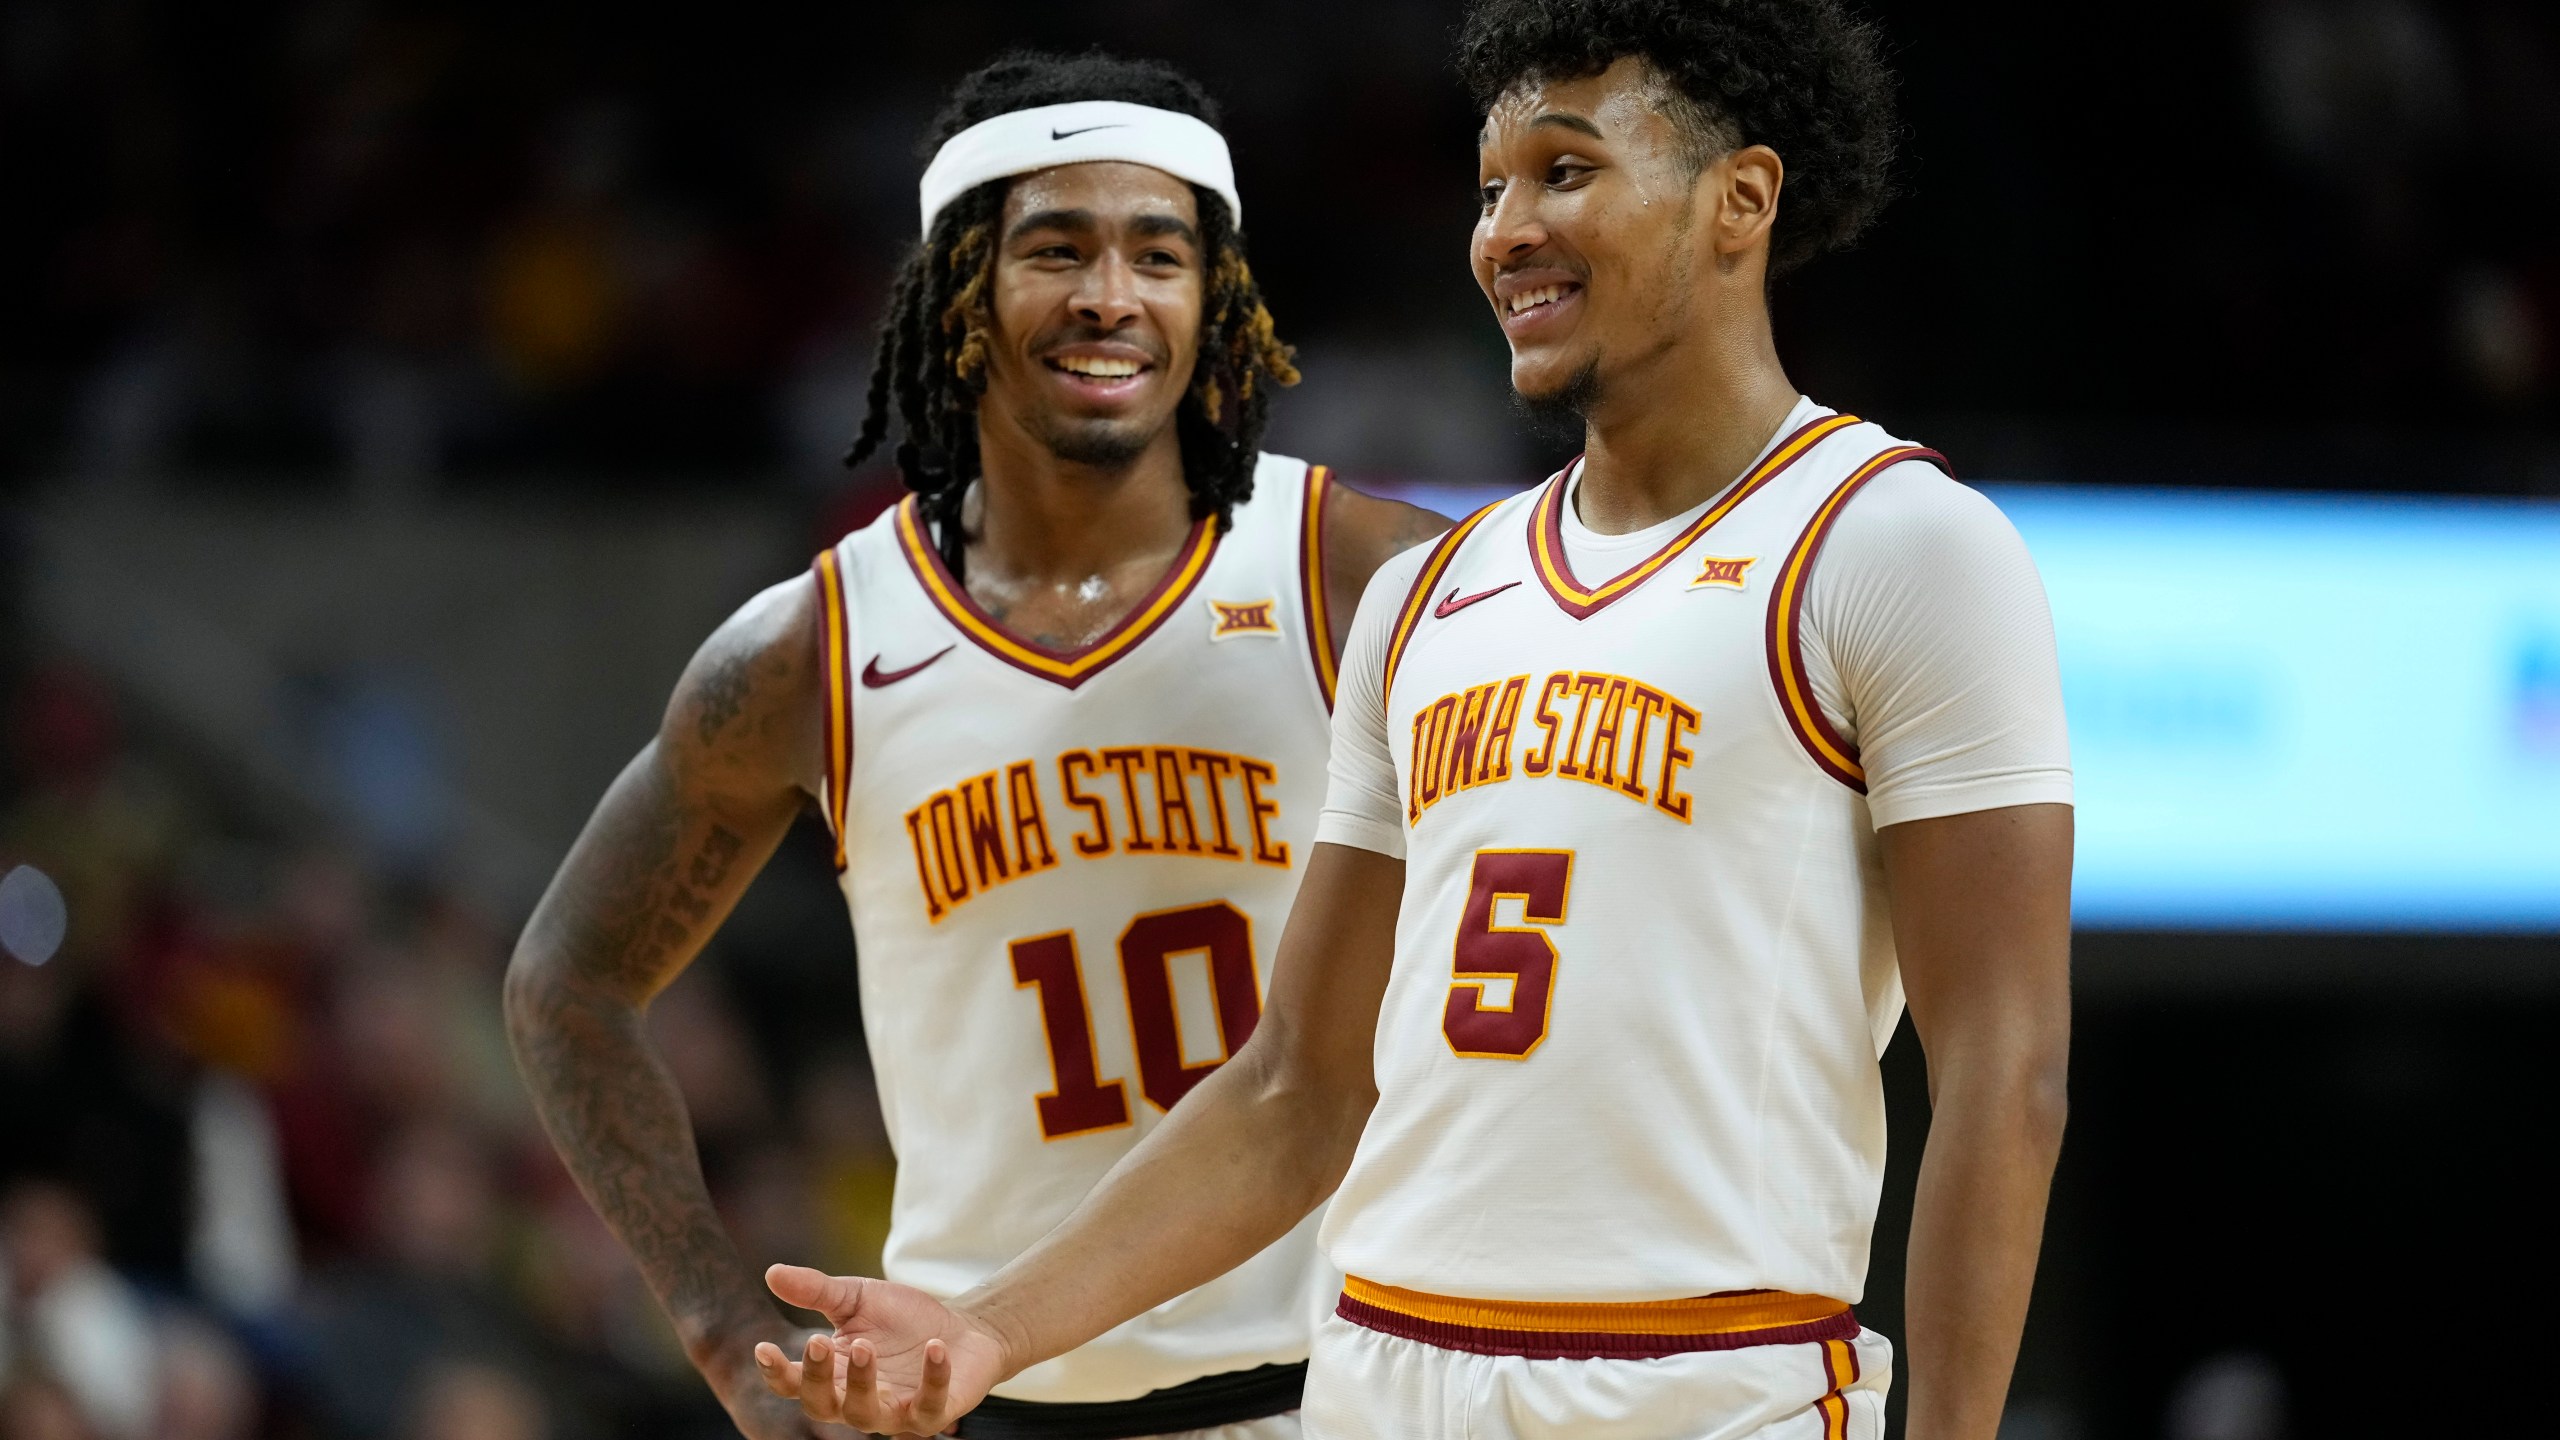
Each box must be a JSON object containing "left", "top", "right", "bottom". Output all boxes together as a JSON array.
[
  {"left": 1007, "top": 208, "right": 1198, "bottom": 247},
  {"left": 1007, "top": 207, "right": 1098, "bottom": 242},
  {"left": 1529, "top": 111, "right": 1605, "bottom": 140},
  {"left": 1128, "top": 213, "right": 1199, "bottom": 245}
]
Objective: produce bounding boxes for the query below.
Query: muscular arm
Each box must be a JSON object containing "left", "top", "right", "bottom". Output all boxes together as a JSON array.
[
  {"left": 1880, "top": 803, "right": 2073, "bottom": 1440},
  {"left": 1321, "top": 482, "right": 1448, "bottom": 661},
  {"left": 504, "top": 575, "right": 829, "bottom": 1438}
]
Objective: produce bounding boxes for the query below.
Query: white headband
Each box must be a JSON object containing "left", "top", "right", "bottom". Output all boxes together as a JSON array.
[{"left": 917, "top": 100, "right": 1241, "bottom": 238}]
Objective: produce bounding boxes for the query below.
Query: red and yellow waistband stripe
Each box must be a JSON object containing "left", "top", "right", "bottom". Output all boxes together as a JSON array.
[
  {"left": 811, "top": 546, "right": 854, "bottom": 870},
  {"left": 1527, "top": 413, "right": 1861, "bottom": 619},
  {"left": 894, "top": 497, "right": 1218, "bottom": 690},
  {"left": 1336, "top": 1276, "right": 1858, "bottom": 1361},
  {"left": 1299, "top": 463, "right": 1338, "bottom": 709},
  {"left": 1379, "top": 498, "right": 1504, "bottom": 699},
  {"left": 1764, "top": 444, "right": 1950, "bottom": 793},
  {"left": 1815, "top": 1336, "right": 1860, "bottom": 1439}
]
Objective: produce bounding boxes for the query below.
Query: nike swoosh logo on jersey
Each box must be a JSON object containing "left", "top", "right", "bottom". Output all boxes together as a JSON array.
[
  {"left": 1051, "top": 124, "right": 1128, "bottom": 140},
  {"left": 860, "top": 646, "right": 955, "bottom": 688},
  {"left": 1433, "top": 582, "right": 1520, "bottom": 619}
]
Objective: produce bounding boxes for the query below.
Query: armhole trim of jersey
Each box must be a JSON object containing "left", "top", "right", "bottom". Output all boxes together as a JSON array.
[
  {"left": 1381, "top": 497, "right": 1506, "bottom": 700},
  {"left": 1299, "top": 463, "right": 1339, "bottom": 710},
  {"left": 813, "top": 546, "right": 854, "bottom": 870},
  {"left": 1764, "top": 445, "right": 1953, "bottom": 795}
]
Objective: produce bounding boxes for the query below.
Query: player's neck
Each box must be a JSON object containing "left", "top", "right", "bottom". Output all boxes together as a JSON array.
[
  {"left": 1570, "top": 324, "right": 1799, "bottom": 536},
  {"left": 966, "top": 423, "right": 1194, "bottom": 588}
]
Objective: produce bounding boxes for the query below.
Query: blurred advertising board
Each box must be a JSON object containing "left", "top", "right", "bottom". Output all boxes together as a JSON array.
[
  {"left": 1993, "top": 485, "right": 2560, "bottom": 931},
  {"left": 1370, "top": 477, "right": 2560, "bottom": 931}
]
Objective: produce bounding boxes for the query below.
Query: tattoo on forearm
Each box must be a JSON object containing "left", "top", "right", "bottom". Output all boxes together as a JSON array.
[
  {"left": 511, "top": 790, "right": 768, "bottom": 1351},
  {"left": 510, "top": 582, "right": 825, "bottom": 1383}
]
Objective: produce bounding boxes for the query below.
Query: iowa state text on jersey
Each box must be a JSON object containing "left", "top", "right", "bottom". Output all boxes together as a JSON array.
[
  {"left": 903, "top": 747, "right": 1291, "bottom": 921},
  {"left": 1406, "top": 671, "right": 1701, "bottom": 826}
]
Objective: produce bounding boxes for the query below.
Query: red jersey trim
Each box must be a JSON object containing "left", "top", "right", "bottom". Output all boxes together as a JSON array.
[
  {"left": 811, "top": 547, "right": 854, "bottom": 870},
  {"left": 1526, "top": 413, "right": 1860, "bottom": 621},
  {"left": 1815, "top": 1336, "right": 1861, "bottom": 1440},
  {"left": 1379, "top": 498, "right": 1506, "bottom": 700},
  {"left": 892, "top": 496, "right": 1220, "bottom": 691},
  {"left": 1763, "top": 444, "right": 1954, "bottom": 793},
  {"left": 1299, "top": 463, "right": 1339, "bottom": 710},
  {"left": 1334, "top": 1276, "right": 1859, "bottom": 1361}
]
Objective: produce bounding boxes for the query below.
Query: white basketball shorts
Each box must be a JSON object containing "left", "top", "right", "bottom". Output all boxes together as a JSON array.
[{"left": 1301, "top": 1278, "right": 1890, "bottom": 1440}]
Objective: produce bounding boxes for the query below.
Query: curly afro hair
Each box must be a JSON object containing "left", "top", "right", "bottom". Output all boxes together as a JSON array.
[
  {"left": 1454, "top": 0, "right": 1899, "bottom": 277},
  {"left": 848, "top": 51, "right": 1299, "bottom": 579}
]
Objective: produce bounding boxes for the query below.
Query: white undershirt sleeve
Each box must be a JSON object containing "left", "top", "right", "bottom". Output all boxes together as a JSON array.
[
  {"left": 1798, "top": 461, "right": 2074, "bottom": 829},
  {"left": 1313, "top": 544, "right": 1433, "bottom": 859}
]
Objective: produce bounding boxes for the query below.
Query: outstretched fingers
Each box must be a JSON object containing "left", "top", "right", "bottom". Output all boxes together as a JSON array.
[
  {"left": 799, "top": 1334, "right": 849, "bottom": 1422},
  {"left": 844, "top": 1338, "right": 896, "bottom": 1426},
  {"left": 766, "top": 1263, "right": 869, "bottom": 1323},
  {"left": 750, "top": 1317, "right": 942, "bottom": 1433},
  {"left": 906, "top": 1339, "right": 953, "bottom": 1431},
  {"left": 751, "top": 1340, "right": 800, "bottom": 1399}
]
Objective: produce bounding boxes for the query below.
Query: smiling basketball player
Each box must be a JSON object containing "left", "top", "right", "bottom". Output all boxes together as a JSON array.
[
  {"left": 503, "top": 50, "right": 1443, "bottom": 1440},
  {"left": 750, "top": 5, "right": 2074, "bottom": 1439}
]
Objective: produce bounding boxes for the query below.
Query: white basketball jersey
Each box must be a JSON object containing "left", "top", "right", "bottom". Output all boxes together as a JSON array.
[
  {"left": 1320, "top": 411, "right": 1946, "bottom": 1306},
  {"left": 811, "top": 454, "right": 1341, "bottom": 1404}
]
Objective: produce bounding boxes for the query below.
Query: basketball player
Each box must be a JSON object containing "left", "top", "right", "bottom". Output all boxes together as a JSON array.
[
  {"left": 503, "top": 52, "right": 1444, "bottom": 1440},
  {"left": 752, "top": 3, "right": 2073, "bottom": 1438}
]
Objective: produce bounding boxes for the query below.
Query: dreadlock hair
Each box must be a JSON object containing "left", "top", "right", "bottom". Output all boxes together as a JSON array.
[
  {"left": 846, "top": 50, "right": 1300, "bottom": 579},
  {"left": 1455, "top": 0, "right": 1899, "bottom": 278}
]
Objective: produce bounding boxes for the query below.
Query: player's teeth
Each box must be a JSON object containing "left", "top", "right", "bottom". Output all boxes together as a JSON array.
[{"left": 1061, "top": 357, "right": 1139, "bottom": 376}]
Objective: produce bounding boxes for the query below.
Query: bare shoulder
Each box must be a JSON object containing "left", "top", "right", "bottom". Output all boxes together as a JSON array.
[
  {"left": 1321, "top": 481, "right": 1451, "bottom": 602},
  {"left": 662, "top": 569, "right": 827, "bottom": 799}
]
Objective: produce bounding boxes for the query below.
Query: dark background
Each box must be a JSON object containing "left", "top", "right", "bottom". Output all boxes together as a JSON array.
[
  {"left": 7, "top": 0, "right": 2557, "bottom": 492},
  {"left": 2, "top": 3, "right": 2555, "bottom": 1439}
]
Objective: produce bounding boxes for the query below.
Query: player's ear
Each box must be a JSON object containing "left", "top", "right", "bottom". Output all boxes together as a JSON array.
[{"left": 1711, "top": 143, "right": 1785, "bottom": 259}]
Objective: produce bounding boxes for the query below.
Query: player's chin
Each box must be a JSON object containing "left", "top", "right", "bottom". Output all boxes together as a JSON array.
[
  {"left": 1504, "top": 327, "right": 1582, "bottom": 382},
  {"left": 1509, "top": 354, "right": 1598, "bottom": 412},
  {"left": 1038, "top": 412, "right": 1171, "bottom": 467}
]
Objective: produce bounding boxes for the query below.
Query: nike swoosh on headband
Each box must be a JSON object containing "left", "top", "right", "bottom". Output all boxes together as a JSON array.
[
  {"left": 919, "top": 101, "right": 1240, "bottom": 237},
  {"left": 861, "top": 646, "right": 956, "bottom": 688}
]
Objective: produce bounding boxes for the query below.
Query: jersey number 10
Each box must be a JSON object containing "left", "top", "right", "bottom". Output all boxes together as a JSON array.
[{"left": 1009, "top": 901, "right": 1263, "bottom": 1140}]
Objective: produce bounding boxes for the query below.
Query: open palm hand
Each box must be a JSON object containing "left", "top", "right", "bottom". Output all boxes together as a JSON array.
[{"left": 753, "top": 1265, "right": 1011, "bottom": 1436}]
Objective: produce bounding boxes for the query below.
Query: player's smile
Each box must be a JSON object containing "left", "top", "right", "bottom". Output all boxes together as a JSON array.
[
  {"left": 977, "top": 160, "right": 1205, "bottom": 464},
  {"left": 1493, "top": 268, "right": 1586, "bottom": 341},
  {"left": 1475, "top": 60, "right": 1724, "bottom": 413},
  {"left": 1040, "top": 339, "right": 1161, "bottom": 408}
]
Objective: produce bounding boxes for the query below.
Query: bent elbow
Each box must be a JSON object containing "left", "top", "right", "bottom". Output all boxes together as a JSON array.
[{"left": 500, "top": 944, "right": 562, "bottom": 1049}]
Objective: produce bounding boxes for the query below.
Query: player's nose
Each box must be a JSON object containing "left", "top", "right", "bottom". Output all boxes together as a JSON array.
[
  {"left": 1477, "top": 187, "right": 1549, "bottom": 268},
  {"left": 1071, "top": 251, "right": 1146, "bottom": 329}
]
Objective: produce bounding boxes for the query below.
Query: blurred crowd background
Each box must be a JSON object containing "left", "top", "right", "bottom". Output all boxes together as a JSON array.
[
  {"left": 6, "top": 0, "right": 2559, "bottom": 495},
  {"left": 1, "top": 2, "right": 2554, "bottom": 1439}
]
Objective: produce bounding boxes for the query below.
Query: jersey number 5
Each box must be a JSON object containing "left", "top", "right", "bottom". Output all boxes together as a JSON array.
[
  {"left": 1009, "top": 901, "right": 1262, "bottom": 1140},
  {"left": 1445, "top": 849, "right": 1573, "bottom": 1059}
]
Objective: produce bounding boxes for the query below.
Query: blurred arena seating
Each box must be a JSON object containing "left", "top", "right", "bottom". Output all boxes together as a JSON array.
[
  {"left": 0, "top": 640, "right": 893, "bottom": 1440},
  {"left": 1, "top": 3, "right": 2555, "bottom": 1439}
]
